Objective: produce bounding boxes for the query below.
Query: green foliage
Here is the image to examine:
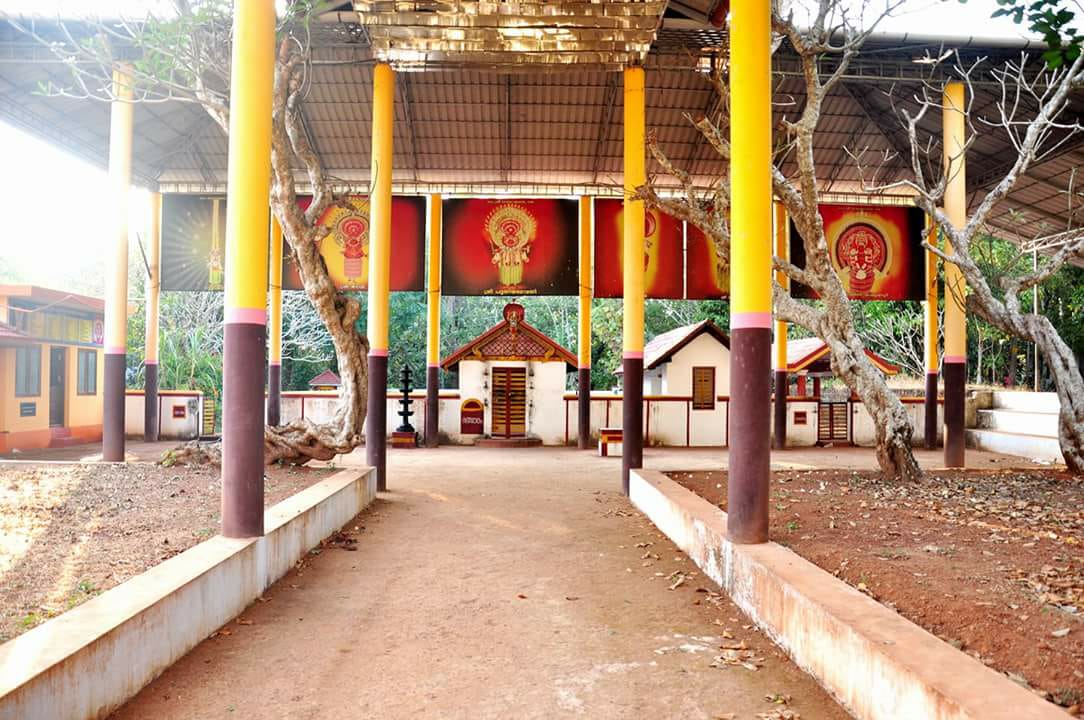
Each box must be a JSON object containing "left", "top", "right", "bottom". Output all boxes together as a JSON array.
[{"left": 984, "top": 0, "right": 1082, "bottom": 67}]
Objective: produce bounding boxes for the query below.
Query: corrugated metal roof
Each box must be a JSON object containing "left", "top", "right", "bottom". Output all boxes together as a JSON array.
[{"left": 0, "top": 17, "right": 1081, "bottom": 265}]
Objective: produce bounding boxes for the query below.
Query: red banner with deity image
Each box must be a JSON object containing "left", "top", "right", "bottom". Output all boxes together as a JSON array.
[
  {"left": 685, "top": 222, "right": 730, "bottom": 299},
  {"left": 281, "top": 195, "right": 426, "bottom": 292},
  {"left": 441, "top": 198, "right": 578, "bottom": 296},
  {"left": 592, "top": 198, "right": 684, "bottom": 299},
  {"left": 789, "top": 204, "right": 926, "bottom": 301}
]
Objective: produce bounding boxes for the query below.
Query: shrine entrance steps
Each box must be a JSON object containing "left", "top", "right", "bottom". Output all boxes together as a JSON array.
[{"left": 473, "top": 435, "right": 543, "bottom": 448}]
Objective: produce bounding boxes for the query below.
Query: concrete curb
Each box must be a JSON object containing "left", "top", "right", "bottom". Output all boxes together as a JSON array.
[
  {"left": 0, "top": 468, "right": 377, "bottom": 720},
  {"left": 629, "top": 469, "right": 1065, "bottom": 720}
]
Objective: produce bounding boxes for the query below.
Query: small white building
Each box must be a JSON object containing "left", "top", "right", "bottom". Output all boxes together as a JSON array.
[
  {"left": 614, "top": 320, "right": 733, "bottom": 447},
  {"left": 441, "top": 303, "right": 577, "bottom": 445},
  {"left": 639, "top": 319, "right": 732, "bottom": 397}
]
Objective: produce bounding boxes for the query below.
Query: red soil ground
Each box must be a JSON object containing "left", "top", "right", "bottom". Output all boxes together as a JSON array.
[
  {"left": 672, "top": 467, "right": 1084, "bottom": 713},
  {"left": 0, "top": 461, "right": 334, "bottom": 642}
]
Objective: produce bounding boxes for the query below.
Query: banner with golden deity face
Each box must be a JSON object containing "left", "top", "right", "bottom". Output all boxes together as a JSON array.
[
  {"left": 685, "top": 221, "right": 730, "bottom": 299},
  {"left": 592, "top": 198, "right": 684, "bottom": 299},
  {"left": 789, "top": 204, "right": 926, "bottom": 301},
  {"left": 161, "top": 195, "right": 229, "bottom": 291},
  {"left": 282, "top": 195, "right": 425, "bottom": 292},
  {"left": 441, "top": 198, "right": 578, "bottom": 296}
]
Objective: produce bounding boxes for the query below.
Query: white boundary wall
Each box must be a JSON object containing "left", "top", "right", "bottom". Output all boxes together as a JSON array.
[
  {"left": 124, "top": 391, "right": 202, "bottom": 440},
  {"left": 280, "top": 390, "right": 942, "bottom": 449}
]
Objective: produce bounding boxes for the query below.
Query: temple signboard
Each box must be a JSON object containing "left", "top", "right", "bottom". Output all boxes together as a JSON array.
[{"left": 460, "top": 398, "right": 484, "bottom": 435}]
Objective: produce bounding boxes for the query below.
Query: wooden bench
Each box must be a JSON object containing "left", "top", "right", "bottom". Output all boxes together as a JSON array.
[{"left": 598, "top": 427, "right": 623, "bottom": 457}]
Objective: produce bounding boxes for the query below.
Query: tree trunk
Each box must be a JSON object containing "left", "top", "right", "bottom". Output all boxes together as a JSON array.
[
  {"left": 257, "top": 44, "right": 370, "bottom": 465},
  {"left": 1007, "top": 339, "right": 1017, "bottom": 387},
  {"left": 966, "top": 296, "right": 1084, "bottom": 474},
  {"left": 976, "top": 339, "right": 983, "bottom": 385},
  {"left": 821, "top": 315, "right": 923, "bottom": 482},
  {"left": 262, "top": 203, "right": 369, "bottom": 464},
  {"left": 1033, "top": 320, "right": 1084, "bottom": 474}
]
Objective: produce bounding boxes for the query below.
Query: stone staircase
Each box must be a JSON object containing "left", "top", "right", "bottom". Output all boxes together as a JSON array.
[{"left": 965, "top": 391, "right": 1063, "bottom": 463}]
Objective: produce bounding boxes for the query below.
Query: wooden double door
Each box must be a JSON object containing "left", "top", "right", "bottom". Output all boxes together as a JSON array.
[
  {"left": 491, "top": 367, "right": 527, "bottom": 438},
  {"left": 817, "top": 401, "right": 849, "bottom": 444}
]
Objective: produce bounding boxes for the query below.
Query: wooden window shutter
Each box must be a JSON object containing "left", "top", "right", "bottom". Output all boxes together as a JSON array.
[{"left": 692, "top": 366, "right": 715, "bottom": 410}]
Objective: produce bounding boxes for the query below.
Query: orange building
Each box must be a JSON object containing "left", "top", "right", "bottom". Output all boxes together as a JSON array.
[{"left": 0, "top": 285, "right": 106, "bottom": 452}]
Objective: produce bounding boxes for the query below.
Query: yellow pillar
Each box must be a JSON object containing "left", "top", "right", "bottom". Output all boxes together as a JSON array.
[
  {"left": 772, "top": 201, "right": 788, "bottom": 450},
  {"left": 923, "top": 214, "right": 939, "bottom": 449},
  {"left": 621, "top": 67, "right": 646, "bottom": 493},
  {"left": 144, "top": 191, "right": 161, "bottom": 443},
  {"left": 578, "top": 196, "right": 593, "bottom": 450},
  {"left": 267, "top": 216, "right": 284, "bottom": 426},
  {"left": 425, "top": 193, "right": 442, "bottom": 447},
  {"left": 221, "top": 0, "right": 274, "bottom": 538},
  {"left": 942, "top": 82, "right": 967, "bottom": 467},
  {"left": 367, "top": 62, "right": 395, "bottom": 489},
  {"left": 102, "top": 64, "right": 134, "bottom": 462},
  {"left": 728, "top": 0, "right": 773, "bottom": 544}
]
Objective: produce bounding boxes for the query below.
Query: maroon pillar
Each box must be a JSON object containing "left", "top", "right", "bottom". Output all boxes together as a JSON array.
[
  {"left": 143, "top": 362, "right": 159, "bottom": 443},
  {"left": 425, "top": 365, "right": 439, "bottom": 447},
  {"left": 728, "top": 326, "right": 771, "bottom": 544},
  {"left": 773, "top": 369, "right": 787, "bottom": 450},
  {"left": 367, "top": 353, "right": 388, "bottom": 490},
  {"left": 267, "top": 363, "right": 281, "bottom": 427},
  {"left": 103, "top": 353, "right": 126, "bottom": 460},
  {"left": 621, "top": 357, "right": 643, "bottom": 494},
  {"left": 924, "top": 371, "right": 938, "bottom": 450},
  {"left": 578, "top": 368, "right": 591, "bottom": 449},
  {"left": 222, "top": 321, "right": 266, "bottom": 537},
  {"left": 943, "top": 361, "right": 966, "bottom": 466}
]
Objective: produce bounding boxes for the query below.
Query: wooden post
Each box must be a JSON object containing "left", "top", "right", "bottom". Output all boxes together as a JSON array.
[
  {"left": 924, "top": 215, "right": 939, "bottom": 449},
  {"left": 773, "top": 202, "right": 788, "bottom": 450},
  {"left": 102, "top": 65, "right": 133, "bottom": 462},
  {"left": 425, "top": 193, "right": 442, "bottom": 447},
  {"left": 144, "top": 191, "right": 161, "bottom": 443},
  {"left": 267, "top": 216, "right": 283, "bottom": 427},
  {"left": 221, "top": 0, "right": 274, "bottom": 538},
  {"left": 942, "top": 82, "right": 967, "bottom": 468},
  {"left": 578, "top": 195, "right": 593, "bottom": 449},
  {"left": 622, "top": 67, "right": 645, "bottom": 495},
  {"left": 727, "top": 0, "right": 773, "bottom": 544},
  {"left": 367, "top": 62, "right": 395, "bottom": 491}
]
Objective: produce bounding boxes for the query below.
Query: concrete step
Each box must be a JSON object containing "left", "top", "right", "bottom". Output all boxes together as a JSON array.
[
  {"left": 976, "top": 408, "right": 1059, "bottom": 436},
  {"left": 965, "top": 428, "right": 1064, "bottom": 464},
  {"left": 49, "top": 436, "right": 85, "bottom": 448},
  {"left": 989, "top": 391, "right": 1060, "bottom": 413}
]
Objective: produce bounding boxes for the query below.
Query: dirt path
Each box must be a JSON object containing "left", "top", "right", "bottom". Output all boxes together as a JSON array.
[{"left": 112, "top": 447, "right": 850, "bottom": 720}]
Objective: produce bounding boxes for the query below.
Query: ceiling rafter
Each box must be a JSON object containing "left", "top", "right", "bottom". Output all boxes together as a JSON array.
[
  {"left": 398, "top": 72, "right": 422, "bottom": 181},
  {"left": 838, "top": 80, "right": 912, "bottom": 183},
  {"left": 148, "top": 110, "right": 218, "bottom": 179},
  {"left": 591, "top": 73, "right": 619, "bottom": 185},
  {"left": 502, "top": 75, "right": 512, "bottom": 182},
  {"left": 968, "top": 131, "right": 1084, "bottom": 191}
]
